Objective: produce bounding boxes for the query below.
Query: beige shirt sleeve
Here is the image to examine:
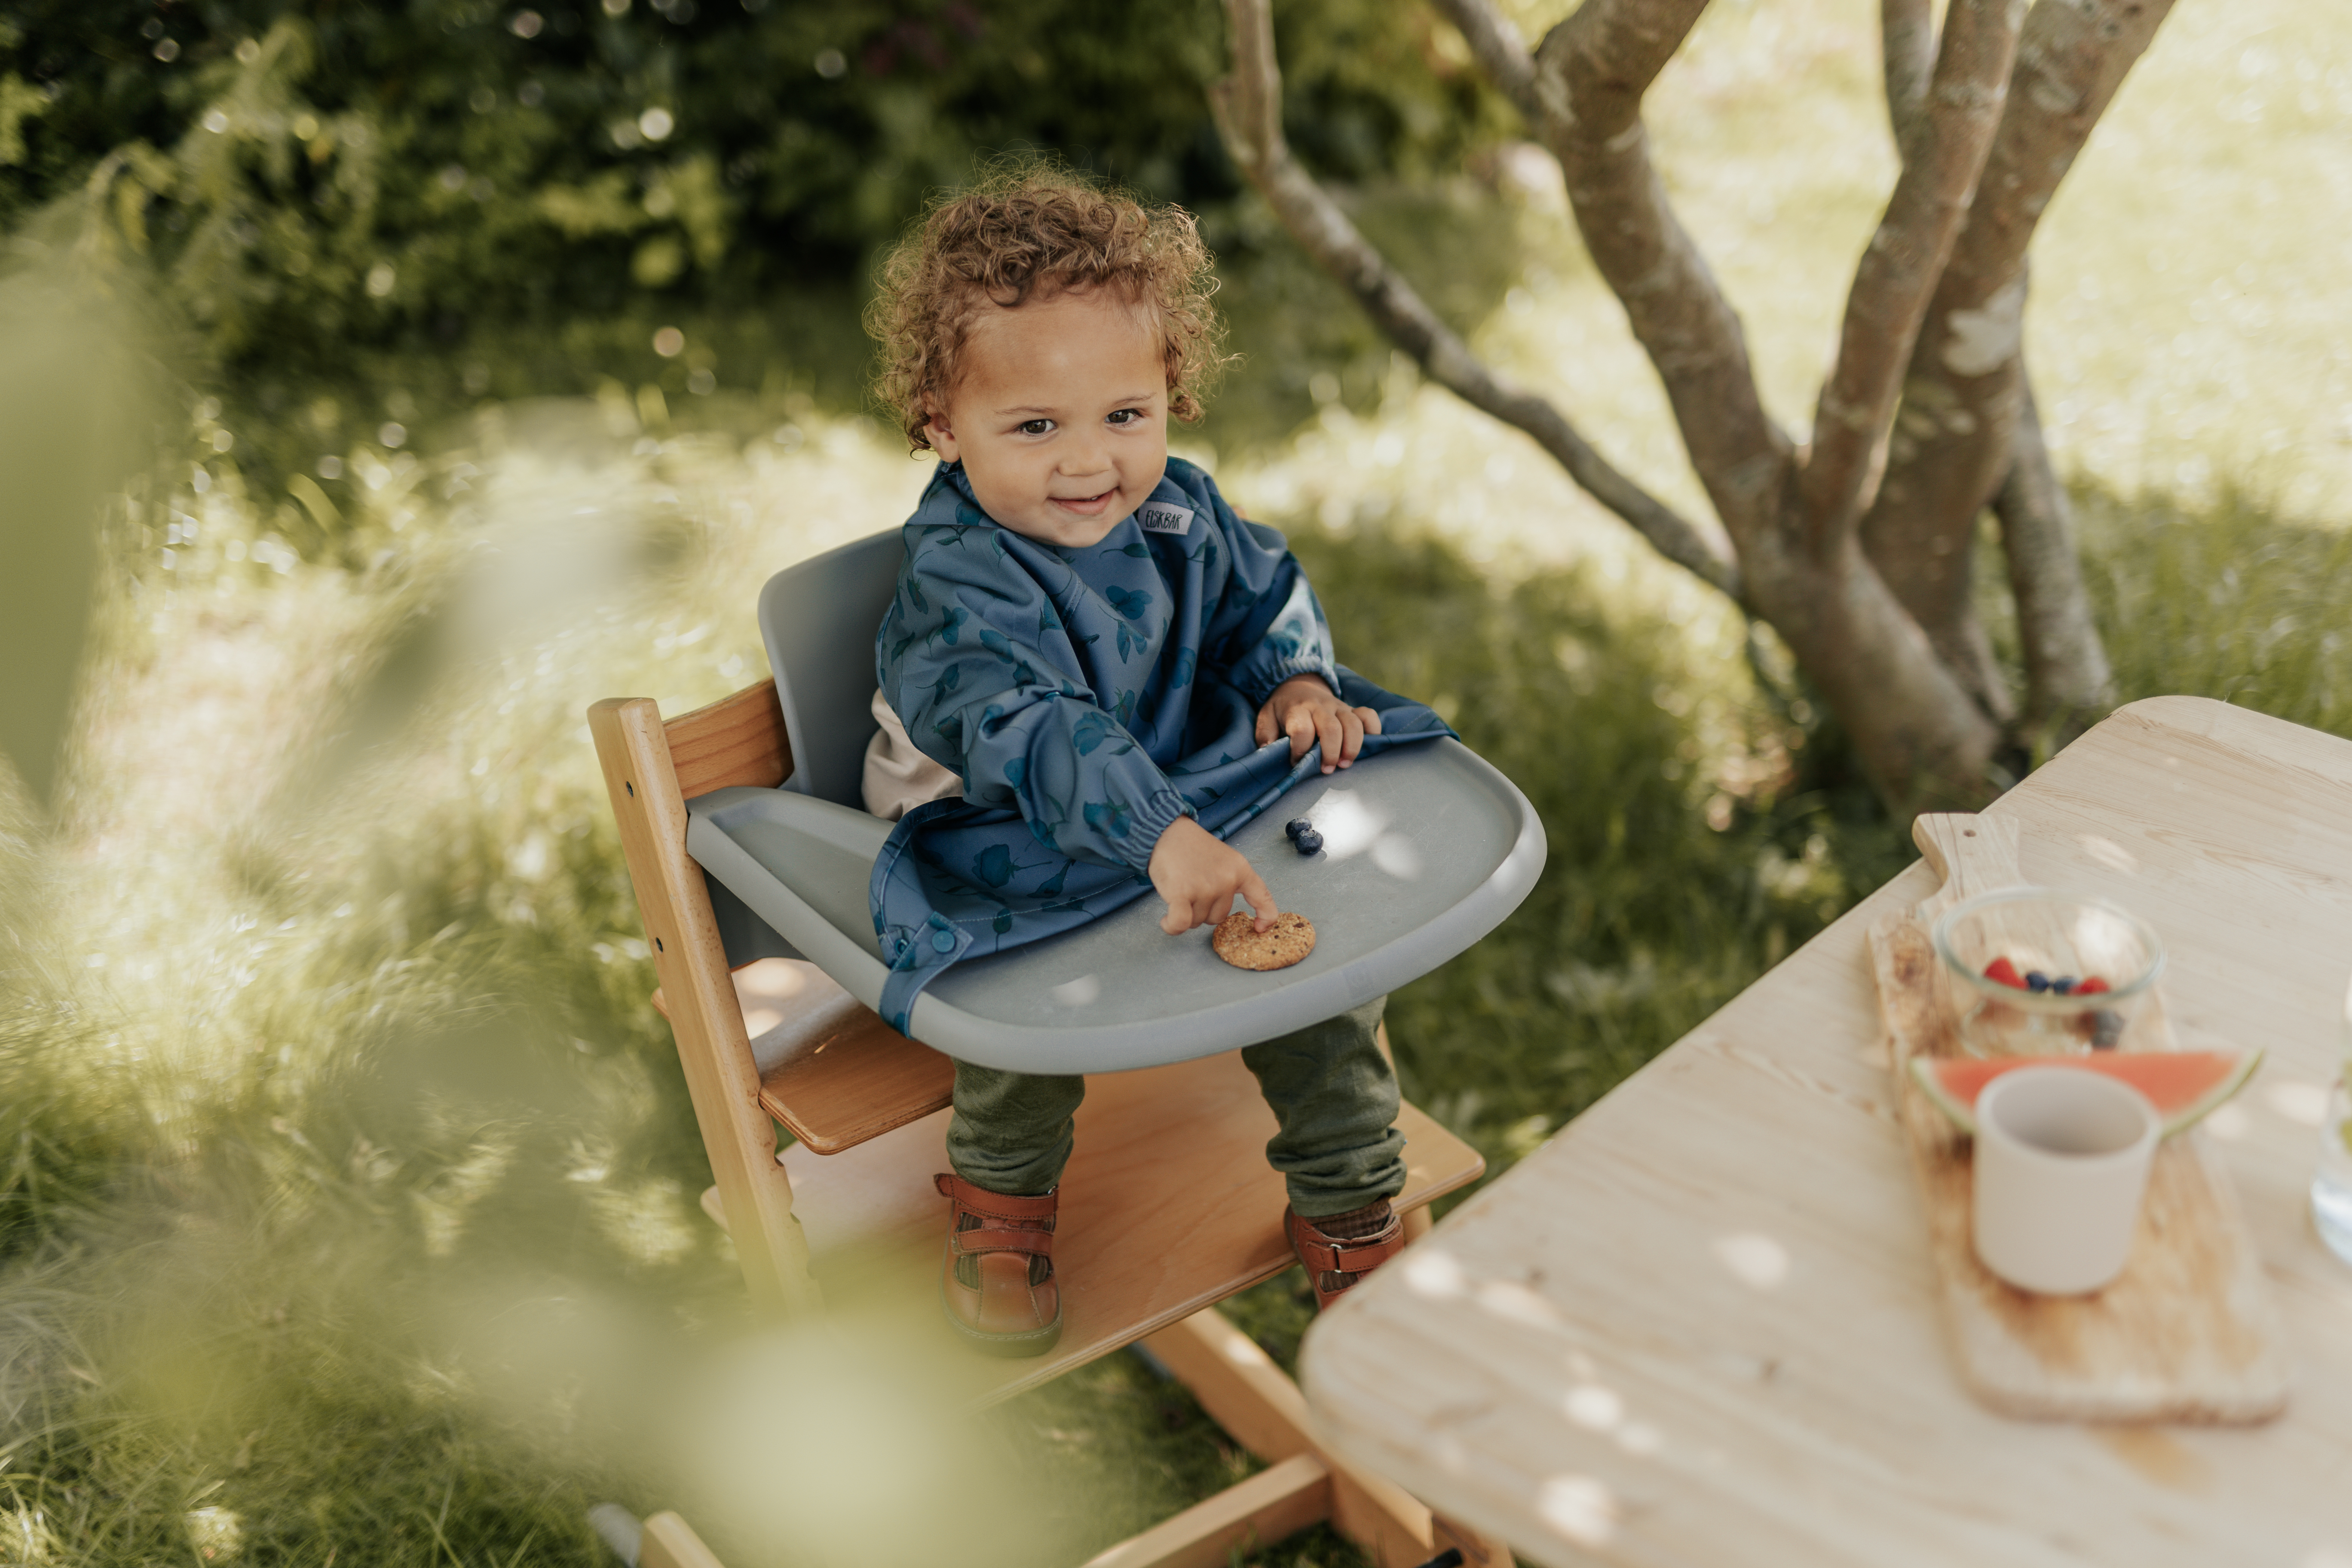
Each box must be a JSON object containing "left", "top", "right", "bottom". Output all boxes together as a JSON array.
[{"left": 860, "top": 687, "right": 964, "bottom": 821}]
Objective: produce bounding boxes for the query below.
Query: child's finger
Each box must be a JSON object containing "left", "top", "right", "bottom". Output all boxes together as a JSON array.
[
  {"left": 1356, "top": 704, "right": 1384, "bottom": 735},
  {"left": 1254, "top": 704, "right": 1278, "bottom": 748},
  {"left": 1285, "top": 707, "right": 1317, "bottom": 762},
  {"left": 1161, "top": 896, "right": 1194, "bottom": 935},
  {"left": 1240, "top": 867, "right": 1280, "bottom": 931},
  {"left": 1335, "top": 705, "right": 1365, "bottom": 767},
  {"left": 1315, "top": 707, "right": 1344, "bottom": 773}
]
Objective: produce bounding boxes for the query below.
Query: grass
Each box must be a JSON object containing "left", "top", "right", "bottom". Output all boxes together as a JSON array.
[
  {"left": 6, "top": 0, "right": 2352, "bottom": 1562},
  {"left": 8, "top": 404, "right": 2350, "bottom": 1568}
]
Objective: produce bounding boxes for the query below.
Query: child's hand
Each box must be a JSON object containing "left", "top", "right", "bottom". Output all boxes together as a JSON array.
[
  {"left": 1148, "top": 816, "right": 1278, "bottom": 935},
  {"left": 1255, "top": 674, "right": 1384, "bottom": 774}
]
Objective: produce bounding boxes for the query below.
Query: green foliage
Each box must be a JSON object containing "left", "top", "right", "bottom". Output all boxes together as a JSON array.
[
  {"left": 0, "top": 643, "right": 744, "bottom": 1564},
  {"left": 2, "top": 0, "right": 1508, "bottom": 386},
  {"left": 0, "top": 1, "right": 2340, "bottom": 1559},
  {"left": 6, "top": 374, "right": 2352, "bottom": 1563},
  {"left": 0, "top": 217, "right": 166, "bottom": 809},
  {"left": 0, "top": 0, "right": 2338, "bottom": 1556},
  {"left": 0, "top": 971, "right": 119, "bottom": 1262}
]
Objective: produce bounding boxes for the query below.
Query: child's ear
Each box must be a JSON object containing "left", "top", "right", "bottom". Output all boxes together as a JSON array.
[{"left": 922, "top": 397, "right": 961, "bottom": 462}]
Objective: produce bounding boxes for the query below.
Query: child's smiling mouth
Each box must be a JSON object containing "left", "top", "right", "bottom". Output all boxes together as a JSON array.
[{"left": 1052, "top": 488, "right": 1119, "bottom": 514}]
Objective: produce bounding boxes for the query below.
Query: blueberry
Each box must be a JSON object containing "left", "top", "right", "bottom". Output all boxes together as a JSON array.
[
  {"left": 2091, "top": 1009, "right": 2125, "bottom": 1050},
  {"left": 1284, "top": 818, "right": 1311, "bottom": 839},
  {"left": 1293, "top": 829, "right": 1323, "bottom": 855},
  {"left": 2024, "top": 971, "right": 2051, "bottom": 992},
  {"left": 2051, "top": 977, "right": 2076, "bottom": 995}
]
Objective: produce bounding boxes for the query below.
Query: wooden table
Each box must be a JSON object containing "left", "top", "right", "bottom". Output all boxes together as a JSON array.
[{"left": 1301, "top": 698, "right": 2352, "bottom": 1567}]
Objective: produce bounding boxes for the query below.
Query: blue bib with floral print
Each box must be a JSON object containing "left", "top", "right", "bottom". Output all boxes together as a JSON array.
[{"left": 869, "top": 457, "right": 1452, "bottom": 1037}]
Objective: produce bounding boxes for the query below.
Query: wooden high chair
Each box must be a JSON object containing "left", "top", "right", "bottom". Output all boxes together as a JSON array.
[{"left": 589, "top": 675, "right": 1509, "bottom": 1567}]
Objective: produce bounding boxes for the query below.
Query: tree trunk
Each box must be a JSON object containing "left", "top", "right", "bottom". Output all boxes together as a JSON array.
[
  {"left": 1218, "top": 0, "right": 2173, "bottom": 816},
  {"left": 1735, "top": 500, "right": 2007, "bottom": 812},
  {"left": 1996, "top": 378, "right": 2114, "bottom": 740},
  {"left": 1859, "top": 0, "right": 2171, "bottom": 725}
]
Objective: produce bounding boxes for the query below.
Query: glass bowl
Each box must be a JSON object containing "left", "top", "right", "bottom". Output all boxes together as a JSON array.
[{"left": 1929, "top": 888, "right": 2165, "bottom": 1059}]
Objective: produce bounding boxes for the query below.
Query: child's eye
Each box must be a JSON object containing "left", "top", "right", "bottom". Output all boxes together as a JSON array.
[
  {"left": 1106, "top": 408, "right": 1145, "bottom": 427},
  {"left": 1016, "top": 419, "right": 1055, "bottom": 436}
]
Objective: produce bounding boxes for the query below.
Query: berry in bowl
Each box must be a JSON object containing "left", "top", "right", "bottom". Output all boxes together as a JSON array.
[{"left": 1929, "top": 888, "right": 2165, "bottom": 1059}]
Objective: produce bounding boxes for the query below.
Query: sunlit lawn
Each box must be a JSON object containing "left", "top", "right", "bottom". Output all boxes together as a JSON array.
[{"left": 6, "top": 0, "right": 2352, "bottom": 1564}]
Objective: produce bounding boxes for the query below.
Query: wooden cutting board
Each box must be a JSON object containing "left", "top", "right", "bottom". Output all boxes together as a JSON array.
[{"left": 1868, "top": 812, "right": 2288, "bottom": 1424}]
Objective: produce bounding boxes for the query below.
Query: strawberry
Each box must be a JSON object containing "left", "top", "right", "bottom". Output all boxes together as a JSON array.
[
  {"left": 1983, "top": 956, "right": 2025, "bottom": 989},
  {"left": 2075, "top": 976, "right": 2111, "bottom": 995}
]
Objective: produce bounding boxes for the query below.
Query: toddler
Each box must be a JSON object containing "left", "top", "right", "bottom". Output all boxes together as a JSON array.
[{"left": 863, "top": 167, "right": 1450, "bottom": 1356}]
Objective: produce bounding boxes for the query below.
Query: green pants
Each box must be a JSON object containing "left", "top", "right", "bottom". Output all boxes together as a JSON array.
[{"left": 946, "top": 998, "right": 1406, "bottom": 1219}]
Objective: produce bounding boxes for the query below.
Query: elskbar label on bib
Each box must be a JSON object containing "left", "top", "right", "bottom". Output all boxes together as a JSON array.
[{"left": 1136, "top": 502, "right": 1194, "bottom": 536}]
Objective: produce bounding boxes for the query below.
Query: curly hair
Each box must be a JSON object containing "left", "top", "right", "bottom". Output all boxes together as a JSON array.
[{"left": 867, "top": 163, "right": 1229, "bottom": 452}]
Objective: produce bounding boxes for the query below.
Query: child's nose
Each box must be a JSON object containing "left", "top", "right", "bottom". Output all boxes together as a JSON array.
[{"left": 1060, "top": 428, "right": 1112, "bottom": 473}]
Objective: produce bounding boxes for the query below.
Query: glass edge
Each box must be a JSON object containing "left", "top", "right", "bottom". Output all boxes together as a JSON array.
[{"left": 1928, "top": 887, "right": 2166, "bottom": 1007}]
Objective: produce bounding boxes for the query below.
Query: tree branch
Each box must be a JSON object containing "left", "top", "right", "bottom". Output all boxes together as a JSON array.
[
  {"left": 1539, "top": 0, "right": 1703, "bottom": 111},
  {"left": 1757, "top": 533, "right": 2005, "bottom": 813},
  {"left": 1923, "top": 0, "right": 2178, "bottom": 351},
  {"left": 1530, "top": 0, "right": 1792, "bottom": 546},
  {"left": 1800, "top": 0, "right": 2025, "bottom": 543},
  {"left": 1857, "top": 0, "right": 2173, "bottom": 723},
  {"left": 1994, "top": 377, "right": 2113, "bottom": 734},
  {"left": 1212, "top": 0, "right": 1740, "bottom": 599},
  {"left": 1426, "top": 0, "right": 1540, "bottom": 124},
  {"left": 1880, "top": 0, "right": 1936, "bottom": 155}
]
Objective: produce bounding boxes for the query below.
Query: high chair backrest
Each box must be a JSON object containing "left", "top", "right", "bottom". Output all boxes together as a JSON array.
[
  {"left": 759, "top": 529, "right": 904, "bottom": 808},
  {"left": 588, "top": 683, "right": 821, "bottom": 1316}
]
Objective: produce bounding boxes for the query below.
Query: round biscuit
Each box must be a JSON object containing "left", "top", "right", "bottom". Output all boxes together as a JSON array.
[{"left": 1211, "top": 910, "right": 1316, "bottom": 971}]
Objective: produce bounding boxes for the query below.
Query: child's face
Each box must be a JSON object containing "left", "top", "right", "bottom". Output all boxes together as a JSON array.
[{"left": 924, "top": 287, "right": 1169, "bottom": 548}]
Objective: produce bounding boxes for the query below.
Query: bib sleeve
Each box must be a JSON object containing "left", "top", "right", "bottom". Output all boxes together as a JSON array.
[
  {"left": 880, "top": 526, "right": 1192, "bottom": 873},
  {"left": 1195, "top": 484, "right": 1341, "bottom": 708}
]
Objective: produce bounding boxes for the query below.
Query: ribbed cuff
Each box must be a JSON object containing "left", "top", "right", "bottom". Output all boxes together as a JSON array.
[
  {"left": 1248, "top": 659, "right": 1338, "bottom": 710},
  {"left": 1119, "top": 787, "right": 1197, "bottom": 871}
]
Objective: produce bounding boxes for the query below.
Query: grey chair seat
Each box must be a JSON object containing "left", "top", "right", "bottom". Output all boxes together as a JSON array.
[{"left": 685, "top": 527, "right": 1547, "bottom": 1074}]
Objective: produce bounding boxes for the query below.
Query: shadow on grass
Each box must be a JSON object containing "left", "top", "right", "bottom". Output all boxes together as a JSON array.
[{"left": 7, "top": 464, "right": 2352, "bottom": 1567}]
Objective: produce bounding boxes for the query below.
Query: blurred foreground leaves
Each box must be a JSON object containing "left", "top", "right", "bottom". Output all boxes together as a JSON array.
[
  {"left": 0, "top": 398, "right": 1828, "bottom": 1565},
  {"left": 7, "top": 383, "right": 2352, "bottom": 1563},
  {"left": 0, "top": 405, "right": 1073, "bottom": 1566},
  {"left": 0, "top": 218, "right": 159, "bottom": 809}
]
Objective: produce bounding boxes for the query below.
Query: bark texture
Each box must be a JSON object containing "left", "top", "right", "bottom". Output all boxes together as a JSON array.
[
  {"left": 1881, "top": 0, "right": 1937, "bottom": 153},
  {"left": 1996, "top": 380, "right": 2114, "bottom": 735},
  {"left": 1223, "top": 0, "right": 2162, "bottom": 813},
  {"left": 1798, "top": 0, "right": 2023, "bottom": 542},
  {"left": 1862, "top": 0, "right": 2169, "bottom": 730}
]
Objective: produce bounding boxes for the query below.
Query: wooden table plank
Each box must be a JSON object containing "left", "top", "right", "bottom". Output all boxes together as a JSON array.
[{"left": 1300, "top": 698, "right": 2352, "bottom": 1567}]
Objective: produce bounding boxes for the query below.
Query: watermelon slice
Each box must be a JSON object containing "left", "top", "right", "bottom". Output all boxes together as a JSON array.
[{"left": 1908, "top": 1048, "right": 2262, "bottom": 1139}]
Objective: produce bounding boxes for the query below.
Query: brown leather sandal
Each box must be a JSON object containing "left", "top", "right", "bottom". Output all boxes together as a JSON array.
[
  {"left": 935, "top": 1172, "right": 1063, "bottom": 1357},
  {"left": 1285, "top": 1204, "right": 1407, "bottom": 1312}
]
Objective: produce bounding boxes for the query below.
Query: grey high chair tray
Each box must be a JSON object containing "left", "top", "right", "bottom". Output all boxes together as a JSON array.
[{"left": 681, "top": 528, "right": 1547, "bottom": 1075}]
